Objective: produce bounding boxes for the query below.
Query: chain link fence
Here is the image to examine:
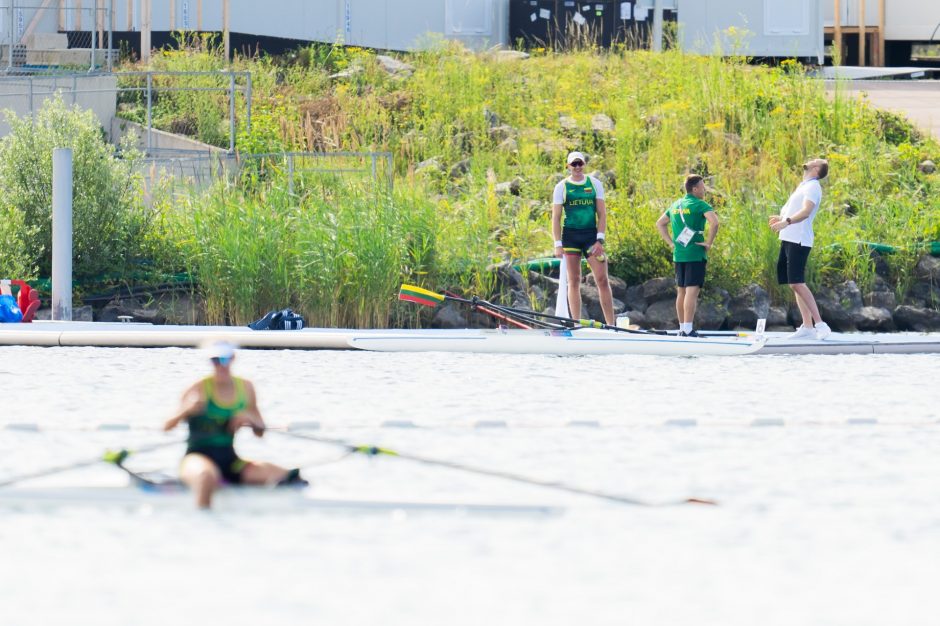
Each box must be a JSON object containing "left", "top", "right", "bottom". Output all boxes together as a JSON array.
[{"left": 1, "top": 2, "right": 114, "bottom": 73}]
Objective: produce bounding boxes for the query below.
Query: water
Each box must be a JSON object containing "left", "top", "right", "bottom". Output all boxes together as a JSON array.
[{"left": 1, "top": 346, "right": 939, "bottom": 626}]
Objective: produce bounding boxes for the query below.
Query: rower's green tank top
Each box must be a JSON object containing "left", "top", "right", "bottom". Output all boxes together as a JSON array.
[
  {"left": 186, "top": 377, "right": 248, "bottom": 453},
  {"left": 562, "top": 178, "right": 598, "bottom": 230}
]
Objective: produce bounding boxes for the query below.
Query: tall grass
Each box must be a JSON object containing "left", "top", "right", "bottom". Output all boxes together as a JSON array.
[{"left": 127, "top": 41, "right": 940, "bottom": 323}]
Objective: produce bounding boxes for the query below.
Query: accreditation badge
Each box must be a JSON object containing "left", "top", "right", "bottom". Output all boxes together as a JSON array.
[{"left": 676, "top": 226, "right": 695, "bottom": 247}]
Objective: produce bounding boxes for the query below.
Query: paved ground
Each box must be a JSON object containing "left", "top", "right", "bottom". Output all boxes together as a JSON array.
[{"left": 825, "top": 80, "right": 940, "bottom": 140}]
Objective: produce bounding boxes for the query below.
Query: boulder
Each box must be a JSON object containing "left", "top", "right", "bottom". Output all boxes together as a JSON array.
[
  {"left": 498, "top": 137, "right": 519, "bottom": 153},
  {"left": 376, "top": 55, "right": 414, "bottom": 77},
  {"left": 644, "top": 299, "right": 678, "bottom": 329},
  {"left": 483, "top": 107, "right": 501, "bottom": 128},
  {"left": 558, "top": 115, "right": 579, "bottom": 132},
  {"left": 494, "top": 262, "right": 527, "bottom": 292},
  {"left": 815, "top": 281, "right": 863, "bottom": 331},
  {"left": 641, "top": 277, "right": 676, "bottom": 303},
  {"left": 431, "top": 303, "right": 468, "bottom": 329},
  {"left": 727, "top": 283, "right": 769, "bottom": 328},
  {"left": 918, "top": 159, "right": 936, "bottom": 174},
  {"left": 415, "top": 157, "right": 442, "bottom": 175},
  {"left": 620, "top": 309, "right": 647, "bottom": 328},
  {"left": 449, "top": 159, "right": 471, "bottom": 179},
  {"left": 869, "top": 250, "right": 891, "bottom": 279},
  {"left": 622, "top": 285, "right": 647, "bottom": 312},
  {"left": 864, "top": 288, "right": 896, "bottom": 310},
  {"left": 488, "top": 125, "right": 516, "bottom": 142},
  {"left": 914, "top": 254, "right": 940, "bottom": 282},
  {"left": 495, "top": 177, "right": 523, "bottom": 196},
  {"left": 585, "top": 273, "right": 626, "bottom": 302},
  {"left": 537, "top": 139, "right": 568, "bottom": 162},
  {"left": 495, "top": 50, "right": 530, "bottom": 61},
  {"left": 580, "top": 284, "right": 624, "bottom": 321},
  {"left": 853, "top": 306, "right": 895, "bottom": 332},
  {"left": 767, "top": 305, "right": 789, "bottom": 330},
  {"left": 696, "top": 299, "right": 728, "bottom": 330},
  {"left": 893, "top": 305, "right": 940, "bottom": 331},
  {"left": 906, "top": 282, "right": 940, "bottom": 308},
  {"left": 591, "top": 113, "right": 615, "bottom": 133}
]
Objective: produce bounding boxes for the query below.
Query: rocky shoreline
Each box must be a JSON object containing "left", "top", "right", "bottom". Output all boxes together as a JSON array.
[
  {"left": 431, "top": 252, "right": 940, "bottom": 333},
  {"left": 26, "top": 254, "right": 940, "bottom": 333}
]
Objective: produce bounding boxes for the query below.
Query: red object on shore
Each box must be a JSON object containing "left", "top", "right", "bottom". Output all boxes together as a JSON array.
[{"left": 11, "top": 280, "right": 40, "bottom": 323}]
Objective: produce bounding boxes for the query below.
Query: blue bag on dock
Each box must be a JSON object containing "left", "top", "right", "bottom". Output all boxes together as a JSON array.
[
  {"left": 248, "top": 308, "right": 304, "bottom": 331},
  {"left": 0, "top": 294, "right": 23, "bottom": 323}
]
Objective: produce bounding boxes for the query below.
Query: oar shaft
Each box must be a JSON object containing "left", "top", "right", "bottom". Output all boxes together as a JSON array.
[{"left": 273, "top": 430, "right": 714, "bottom": 507}]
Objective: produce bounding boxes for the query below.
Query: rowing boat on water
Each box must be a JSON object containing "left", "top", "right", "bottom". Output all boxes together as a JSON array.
[
  {"left": 0, "top": 482, "right": 563, "bottom": 515},
  {"left": 347, "top": 327, "right": 766, "bottom": 356}
]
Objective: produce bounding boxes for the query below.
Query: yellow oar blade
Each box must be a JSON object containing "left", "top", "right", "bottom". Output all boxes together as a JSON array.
[{"left": 399, "top": 284, "right": 445, "bottom": 308}]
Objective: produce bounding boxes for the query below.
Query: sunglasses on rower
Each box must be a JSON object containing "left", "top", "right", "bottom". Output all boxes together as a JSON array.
[
  {"left": 569, "top": 160, "right": 584, "bottom": 167},
  {"left": 211, "top": 356, "right": 233, "bottom": 366}
]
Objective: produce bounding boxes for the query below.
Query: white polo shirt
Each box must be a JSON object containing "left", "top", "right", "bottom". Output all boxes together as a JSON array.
[{"left": 778, "top": 178, "right": 823, "bottom": 247}]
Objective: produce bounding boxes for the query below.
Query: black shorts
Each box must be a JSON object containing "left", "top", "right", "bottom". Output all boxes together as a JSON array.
[
  {"left": 187, "top": 447, "right": 247, "bottom": 484},
  {"left": 562, "top": 227, "right": 599, "bottom": 257},
  {"left": 675, "top": 261, "right": 706, "bottom": 288},
  {"left": 777, "top": 241, "right": 812, "bottom": 284}
]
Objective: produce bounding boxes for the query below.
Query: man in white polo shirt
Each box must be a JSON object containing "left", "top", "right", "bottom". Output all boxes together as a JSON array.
[{"left": 769, "top": 158, "right": 832, "bottom": 340}]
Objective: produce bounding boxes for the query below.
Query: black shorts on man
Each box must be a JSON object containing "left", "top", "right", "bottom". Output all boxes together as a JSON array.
[
  {"left": 675, "top": 260, "right": 706, "bottom": 288},
  {"left": 562, "top": 227, "right": 600, "bottom": 257},
  {"left": 777, "top": 241, "right": 812, "bottom": 284}
]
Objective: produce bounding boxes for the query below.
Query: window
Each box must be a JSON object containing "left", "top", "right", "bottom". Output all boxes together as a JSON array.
[{"left": 764, "top": 0, "right": 810, "bottom": 36}]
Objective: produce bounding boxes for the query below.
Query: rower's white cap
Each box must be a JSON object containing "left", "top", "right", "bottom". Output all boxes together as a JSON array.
[
  {"left": 204, "top": 341, "right": 237, "bottom": 360},
  {"left": 566, "top": 151, "right": 586, "bottom": 165}
]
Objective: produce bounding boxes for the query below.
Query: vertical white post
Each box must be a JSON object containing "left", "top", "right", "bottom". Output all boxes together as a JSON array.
[
  {"left": 52, "top": 148, "right": 73, "bottom": 322},
  {"left": 652, "top": 0, "right": 663, "bottom": 52}
]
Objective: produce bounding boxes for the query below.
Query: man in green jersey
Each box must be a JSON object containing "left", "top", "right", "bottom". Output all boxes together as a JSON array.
[
  {"left": 164, "top": 341, "right": 304, "bottom": 509},
  {"left": 655, "top": 175, "right": 720, "bottom": 337},
  {"left": 551, "top": 151, "right": 615, "bottom": 324}
]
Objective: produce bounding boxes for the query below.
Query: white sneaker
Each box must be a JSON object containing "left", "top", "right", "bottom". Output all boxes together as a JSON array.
[
  {"left": 787, "top": 326, "right": 817, "bottom": 340},
  {"left": 814, "top": 322, "right": 831, "bottom": 340}
]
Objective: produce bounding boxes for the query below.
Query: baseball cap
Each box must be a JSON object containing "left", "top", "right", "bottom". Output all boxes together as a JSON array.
[
  {"left": 566, "top": 151, "right": 586, "bottom": 165},
  {"left": 204, "top": 341, "right": 237, "bottom": 361}
]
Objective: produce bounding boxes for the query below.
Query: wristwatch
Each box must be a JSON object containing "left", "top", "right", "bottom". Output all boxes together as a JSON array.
[{"left": 785, "top": 217, "right": 792, "bottom": 225}]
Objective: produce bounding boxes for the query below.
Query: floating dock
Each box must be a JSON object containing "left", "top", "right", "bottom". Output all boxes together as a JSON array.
[{"left": 1, "top": 322, "right": 939, "bottom": 355}]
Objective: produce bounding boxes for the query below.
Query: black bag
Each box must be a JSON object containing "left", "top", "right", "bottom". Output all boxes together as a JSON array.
[{"left": 248, "top": 308, "right": 305, "bottom": 331}]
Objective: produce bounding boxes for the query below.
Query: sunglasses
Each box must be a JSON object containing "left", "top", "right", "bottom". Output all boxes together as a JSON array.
[
  {"left": 211, "top": 356, "right": 233, "bottom": 366},
  {"left": 569, "top": 161, "right": 584, "bottom": 167}
]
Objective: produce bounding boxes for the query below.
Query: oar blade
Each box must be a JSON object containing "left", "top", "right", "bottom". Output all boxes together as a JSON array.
[{"left": 399, "top": 284, "right": 445, "bottom": 308}]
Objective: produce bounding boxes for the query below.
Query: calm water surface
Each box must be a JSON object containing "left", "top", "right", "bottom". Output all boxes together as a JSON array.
[{"left": 1, "top": 346, "right": 939, "bottom": 626}]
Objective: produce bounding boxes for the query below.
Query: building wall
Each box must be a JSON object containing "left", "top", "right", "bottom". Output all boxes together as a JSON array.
[
  {"left": 823, "top": 0, "right": 940, "bottom": 42},
  {"left": 678, "top": 0, "right": 825, "bottom": 61}
]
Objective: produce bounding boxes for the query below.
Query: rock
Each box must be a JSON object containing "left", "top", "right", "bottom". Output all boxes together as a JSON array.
[
  {"left": 620, "top": 309, "right": 647, "bottom": 328},
  {"left": 415, "top": 157, "right": 442, "bottom": 175},
  {"left": 696, "top": 299, "right": 728, "bottom": 330},
  {"left": 537, "top": 139, "right": 568, "bottom": 161},
  {"left": 329, "top": 65, "right": 363, "bottom": 79},
  {"left": 906, "top": 282, "right": 940, "bottom": 308},
  {"left": 74, "top": 305, "right": 94, "bottom": 322},
  {"left": 591, "top": 113, "right": 615, "bottom": 133},
  {"left": 727, "top": 283, "right": 770, "bottom": 328},
  {"left": 869, "top": 250, "right": 891, "bottom": 279},
  {"left": 893, "top": 305, "right": 940, "bottom": 331},
  {"left": 918, "top": 159, "right": 936, "bottom": 174},
  {"left": 558, "top": 115, "right": 579, "bottom": 132},
  {"left": 546, "top": 172, "right": 566, "bottom": 187},
  {"left": 495, "top": 50, "right": 530, "bottom": 61},
  {"left": 767, "top": 305, "right": 788, "bottom": 328},
  {"left": 585, "top": 273, "right": 626, "bottom": 302},
  {"left": 494, "top": 262, "right": 527, "bottom": 292},
  {"left": 431, "top": 303, "right": 468, "bottom": 329},
  {"left": 622, "top": 285, "right": 647, "bottom": 312},
  {"left": 599, "top": 169, "right": 617, "bottom": 190},
  {"left": 498, "top": 137, "right": 519, "bottom": 153},
  {"left": 488, "top": 125, "right": 516, "bottom": 142},
  {"left": 644, "top": 299, "right": 678, "bottom": 329},
  {"left": 641, "top": 277, "right": 676, "bottom": 303},
  {"left": 813, "top": 281, "right": 864, "bottom": 331},
  {"left": 449, "top": 159, "right": 471, "bottom": 179},
  {"left": 864, "top": 288, "right": 896, "bottom": 310},
  {"left": 914, "top": 254, "right": 940, "bottom": 282},
  {"left": 376, "top": 55, "right": 414, "bottom": 77},
  {"left": 853, "top": 306, "right": 895, "bottom": 332},
  {"left": 483, "top": 107, "right": 501, "bottom": 128}
]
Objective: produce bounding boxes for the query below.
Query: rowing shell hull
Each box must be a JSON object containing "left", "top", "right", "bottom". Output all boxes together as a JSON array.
[
  {"left": 0, "top": 485, "right": 561, "bottom": 515},
  {"left": 347, "top": 328, "right": 765, "bottom": 356}
]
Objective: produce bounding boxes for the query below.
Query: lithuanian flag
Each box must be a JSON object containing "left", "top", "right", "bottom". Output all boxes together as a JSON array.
[{"left": 398, "top": 284, "right": 445, "bottom": 307}]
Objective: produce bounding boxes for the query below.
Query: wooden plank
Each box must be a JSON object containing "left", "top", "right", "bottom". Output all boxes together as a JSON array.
[
  {"left": 222, "top": 0, "right": 229, "bottom": 60},
  {"left": 127, "top": 0, "right": 133, "bottom": 31},
  {"left": 833, "top": 0, "right": 842, "bottom": 64},
  {"left": 170, "top": 0, "right": 175, "bottom": 31},
  {"left": 877, "top": 0, "right": 885, "bottom": 67}
]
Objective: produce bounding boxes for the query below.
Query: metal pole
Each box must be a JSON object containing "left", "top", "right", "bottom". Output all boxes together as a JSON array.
[
  {"left": 287, "top": 154, "right": 294, "bottom": 195},
  {"left": 52, "top": 148, "right": 73, "bottom": 322},
  {"left": 245, "top": 72, "right": 251, "bottom": 134},
  {"left": 8, "top": 1, "right": 13, "bottom": 71},
  {"left": 146, "top": 71, "right": 153, "bottom": 152},
  {"left": 228, "top": 70, "right": 235, "bottom": 152},
  {"left": 90, "top": 4, "right": 97, "bottom": 72},
  {"left": 108, "top": 0, "right": 113, "bottom": 72},
  {"left": 652, "top": 0, "right": 663, "bottom": 52}
]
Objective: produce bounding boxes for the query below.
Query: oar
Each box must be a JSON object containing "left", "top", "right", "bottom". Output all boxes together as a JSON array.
[
  {"left": 0, "top": 438, "right": 183, "bottom": 488},
  {"left": 272, "top": 430, "right": 716, "bottom": 507},
  {"left": 400, "top": 284, "right": 665, "bottom": 335}
]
